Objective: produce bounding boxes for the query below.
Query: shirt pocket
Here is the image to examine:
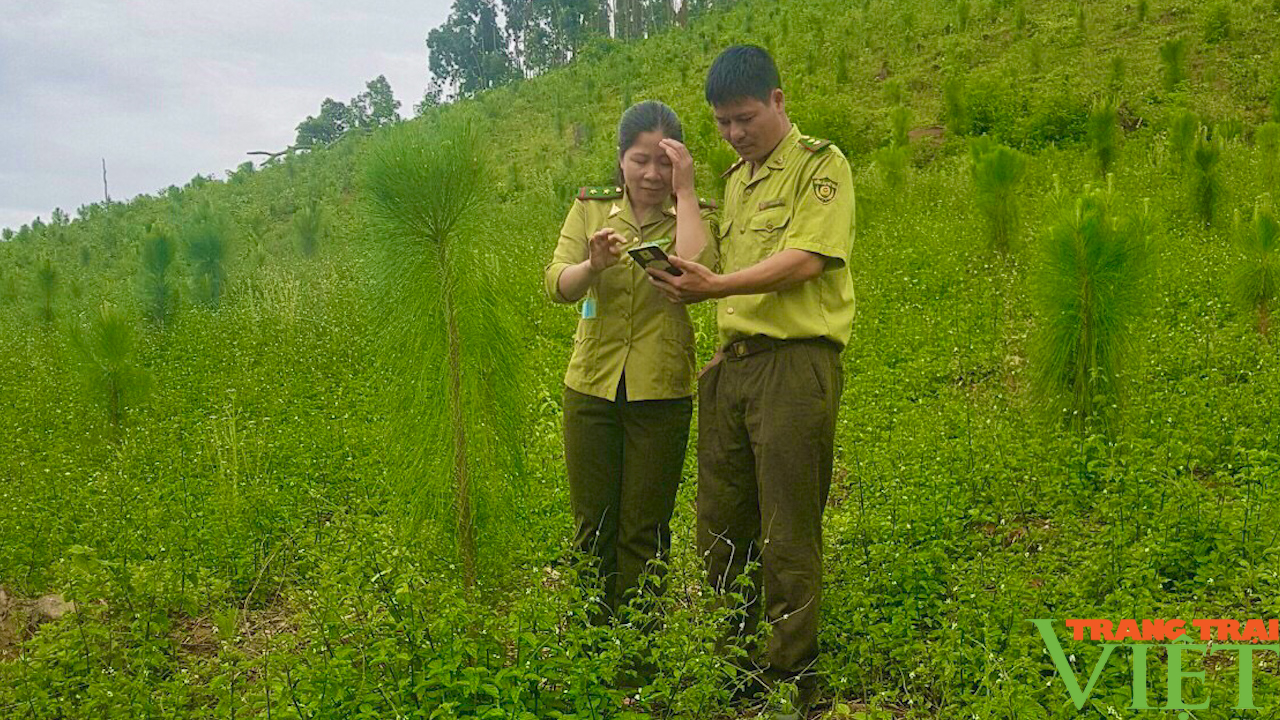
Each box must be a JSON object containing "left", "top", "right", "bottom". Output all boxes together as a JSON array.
[
  {"left": 575, "top": 318, "right": 602, "bottom": 341},
  {"left": 747, "top": 205, "right": 792, "bottom": 253},
  {"left": 575, "top": 294, "right": 603, "bottom": 342},
  {"left": 661, "top": 312, "right": 696, "bottom": 389}
]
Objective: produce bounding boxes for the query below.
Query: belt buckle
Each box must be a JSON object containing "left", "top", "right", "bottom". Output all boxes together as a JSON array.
[{"left": 731, "top": 341, "right": 748, "bottom": 358}]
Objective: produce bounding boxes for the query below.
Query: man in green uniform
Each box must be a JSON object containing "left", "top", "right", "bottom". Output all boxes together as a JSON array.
[{"left": 647, "top": 46, "right": 855, "bottom": 716}]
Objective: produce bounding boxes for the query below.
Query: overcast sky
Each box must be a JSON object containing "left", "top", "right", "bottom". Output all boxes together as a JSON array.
[{"left": 0, "top": 0, "right": 452, "bottom": 232}]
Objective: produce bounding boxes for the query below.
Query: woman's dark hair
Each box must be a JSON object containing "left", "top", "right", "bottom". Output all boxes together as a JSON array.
[
  {"left": 616, "top": 100, "right": 683, "bottom": 184},
  {"left": 705, "top": 45, "right": 781, "bottom": 106}
]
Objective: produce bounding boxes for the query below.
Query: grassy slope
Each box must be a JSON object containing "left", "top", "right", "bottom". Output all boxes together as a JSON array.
[{"left": 3, "top": 0, "right": 1280, "bottom": 717}]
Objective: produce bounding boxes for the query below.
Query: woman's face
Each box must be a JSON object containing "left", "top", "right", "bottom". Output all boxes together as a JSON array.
[{"left": 620, "top": 130, "right": 673, "bottom": 208}]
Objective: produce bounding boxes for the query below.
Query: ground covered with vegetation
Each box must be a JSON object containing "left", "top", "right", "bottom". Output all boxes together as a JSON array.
[{"left": 3, "top": 0, "right": 1280, "bottom": 717}]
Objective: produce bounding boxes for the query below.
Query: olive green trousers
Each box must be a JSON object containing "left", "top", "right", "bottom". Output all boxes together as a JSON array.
[
  {"left": 564, "top": 381, "right": 692, "bottom": 618},
  {"left": 696, "top": 339, "right": 842, "bottom": 682}
]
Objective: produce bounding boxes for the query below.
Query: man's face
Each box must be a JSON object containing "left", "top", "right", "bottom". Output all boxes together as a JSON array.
[{"left": 712, "top": 89, "right": 787, "bottom": 164}]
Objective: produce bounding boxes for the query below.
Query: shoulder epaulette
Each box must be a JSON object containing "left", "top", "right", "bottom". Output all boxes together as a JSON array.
[
  {"left": 720, "top": 159, "right": 746, "bottom": 179},
  {"left": 698, "top": 197, "right": 719, "bottom": 210},
  {"left": 798, "top": 135, "right": 833, "bottom": 154},
  {"left": 578, "top": 185, "right": 623, "bottom": 201}
]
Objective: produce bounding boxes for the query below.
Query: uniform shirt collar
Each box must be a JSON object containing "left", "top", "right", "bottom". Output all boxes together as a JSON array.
[{"left": 760, "top": 123, "right": 800, "bottom": 172}]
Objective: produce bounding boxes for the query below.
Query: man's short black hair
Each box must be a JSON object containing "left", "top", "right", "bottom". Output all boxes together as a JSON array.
[{"left": 704, "top": 45, "right": 781, "bottom": 106}]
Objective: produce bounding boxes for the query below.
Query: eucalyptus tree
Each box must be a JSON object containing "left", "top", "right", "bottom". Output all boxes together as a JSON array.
[
  {"left": 970, "top": 137, "right": 1026, "bottom": 253},
  {"left": 1231, "top": 201, "right": 1279, "bottom": 337},
  {"left": 1031, "top": 185, "right": 1152, "bottom": 434},
  {"left": 139, "top": 225, "right": 179, "bottom": 328},
  {"left": 363, "top": 118, "right": 525, "bottom": 590}
]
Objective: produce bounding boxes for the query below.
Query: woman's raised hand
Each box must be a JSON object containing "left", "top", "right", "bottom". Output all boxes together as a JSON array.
[
  {"left": 659, "top": 139, "right": 696, "bottom": 198},
  {"left": 587, "top": 227, "right": 627, "bottom": 273}
]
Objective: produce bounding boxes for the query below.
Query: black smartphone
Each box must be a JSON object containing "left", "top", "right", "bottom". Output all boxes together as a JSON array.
[{"left": 628, "top": 243, "right": 684, "bottom": 276}]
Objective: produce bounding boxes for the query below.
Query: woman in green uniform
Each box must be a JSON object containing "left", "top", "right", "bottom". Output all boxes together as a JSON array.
[{"left": 543, "top": 100, "right": 715, "bottom": 618}]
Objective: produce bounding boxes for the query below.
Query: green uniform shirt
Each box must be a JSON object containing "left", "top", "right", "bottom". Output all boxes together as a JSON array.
[
  {"left": 704, "top": 125, "right": 856, "bottom": 349},
  {"left": 544, "top": 186, "right": 718, "bottom": 401}
]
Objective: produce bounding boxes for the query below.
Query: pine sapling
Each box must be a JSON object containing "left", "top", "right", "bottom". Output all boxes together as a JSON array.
[
  {"left": 183, "top": 202, "right": 230, "bottom": 308},
  {"left": 971, "top": 137, "right": 1026, "bottom": 253},
  {"left": 1168, "top": 109, "right": 1199, "bottom": 170},
  {"left": 294, "top": 197, "right": 324, "bottom": 257},
  {"left": 1160, "top": 38, "right": 1188, "bottom": 93},
  {"left": 140, "top": 224, "right": 179, "bottom": 328},
  {"left": 1257, "top": 122, "right": 1280, "bottom": 195},
  {"left": 1190, "top": 125, "right": 1223, "bottom": 227},
  {"left": 363, "top": 119, "right": 526, "bottom": 591},
  {"left": 35, "top": 256, "right": 56, "bottom": 324},
  {"left": 1031, "top": 186, "right": 1151, "bottom": 434},
  {"left": 73, "top": 301, "right": 150, "bottom": 439},
  {"left": 1230, "top": 201, "right": 1280, "bottom": 336},
  {"left": 889, "top": 105, "right": 911, "bottom": 149},
  {"left": 1088, "top": 98, "right": 1120, "bottom": 177},
  {"left": 944, "top": 76, "right": 969, "bottom": 137}
]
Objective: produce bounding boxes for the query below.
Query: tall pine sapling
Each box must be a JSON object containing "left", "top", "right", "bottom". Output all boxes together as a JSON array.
[{"left": 363, "top": 119, "right": 525, "bottom": 591}]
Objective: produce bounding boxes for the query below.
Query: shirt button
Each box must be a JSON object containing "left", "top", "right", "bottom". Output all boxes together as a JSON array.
[
  {"left": 765, "top": 221, "right": 774, "bottom": 230},
  {"left": 745, "top": 187, "right": 754, "bottom": 196},
  {"left": 726, "top": 307, "right": 736, "bottom": 315}
]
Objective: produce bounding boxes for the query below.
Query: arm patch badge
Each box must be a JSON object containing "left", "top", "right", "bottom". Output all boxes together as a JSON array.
[{"left": 812, "top": 178, "right": 838, "bottom": 204}]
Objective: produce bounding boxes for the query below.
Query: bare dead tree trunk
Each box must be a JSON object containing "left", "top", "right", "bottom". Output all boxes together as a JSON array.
[{"left": 102, "top": 159, "right": 111, "bottom": 204}]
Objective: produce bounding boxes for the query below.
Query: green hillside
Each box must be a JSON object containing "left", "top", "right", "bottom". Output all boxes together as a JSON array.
[{"left": 4, "top": 0, "right": 1280, "bottom": 717}]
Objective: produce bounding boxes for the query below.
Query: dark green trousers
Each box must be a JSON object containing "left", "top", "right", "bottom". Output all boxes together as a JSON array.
[
  {"left": 696, "top": 339, "right": 842, "bottom": 682},
  {"left": 564, "top": 381, "right": 692, "bottom": 617}
]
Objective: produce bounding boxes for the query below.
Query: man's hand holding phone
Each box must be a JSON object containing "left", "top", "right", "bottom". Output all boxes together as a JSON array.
[{"left": 645, "top": 255, "right": 723, "bottom": 304}]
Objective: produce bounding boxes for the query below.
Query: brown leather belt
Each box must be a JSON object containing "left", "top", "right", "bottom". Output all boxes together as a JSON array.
[{"left": 723, "top": 335, "right": 839, "bottom": 360}]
